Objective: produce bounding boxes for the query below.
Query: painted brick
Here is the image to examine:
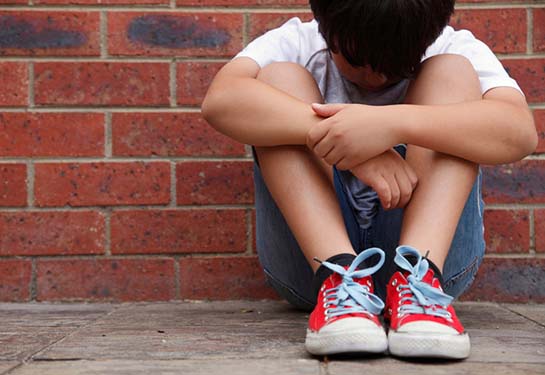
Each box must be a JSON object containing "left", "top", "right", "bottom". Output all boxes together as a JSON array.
[
  {"left": 34, "top": 62, "right": 170, "bottom": 106},
  {"left": 176, "top": 61, "right": 224, "bottom": 106},
  {"left": 177, "top": 0, "right": 308, "bottom": 6},
  {"left": 0, "top": 113, "right": 104, "bottom": 157},
  {"left": 502, "top": 59, "right": 545, "bottom": 104},
  {"left": 36, "top": 258, "right": 175, "bottom": 301},
  {"left": 0, "top": 62, "right": 27, "bottom": 106},
  {"left": 112, "top": 112, "right": 245, "bottom": 157},
  {"left": 535, "top": 209, "right": 545, "bottom": 253},
  {"left": 179, "top": 256, "right": 279, "bottom": 300},
  {"left": 248, "top": 12, "right": 314, "bottom": 41},
  {"left": 449, "top": 9, "right": 526, "bottom": 53},
  {"left": 0, "top": 211, "right": 105, "bottom": 256},
  {"left": 482, "top": 160, "right": 545, "bottom": 204},
  {"left": 534, "top": 110, "right": 545, "bottom": 154},
  {"left": 34, "top": 162, "right": 171, "bottom": 207},
  {"left": 110, "top": 209, "right": 247, "bottom": 254},
  {"left": 0, "top": 11, "right": 100, "bottom": 56},
  {"left": 0, "top": 164, "right": 27, "bottom": 207},
  {"left": 484, "top": 209, "right": 529, "bottom": 254},
  {"left": 0, "top": 260, "right": 31, "bottom": 302},
  {"left": 461, "top": 257, "right": 545, "bottom": 303},
  {"left": 176, "top": 161, "right": 254, "bottom": 205},
  {"left": 533, "top": 8, "right": 545, "bottom": 52},
  {"left": 109, "top": 13, "right": 243, "bottom": 57},
  {"left": 36, "top": 0, "right": 167, "bottom": 4}
]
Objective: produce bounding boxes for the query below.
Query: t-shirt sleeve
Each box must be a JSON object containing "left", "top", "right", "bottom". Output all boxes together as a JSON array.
[
  {"left": 233, "top": 17, "right": 304, "bottom": 68},
  {"left": 422, "top": 26, "right": 524, "bottom": 97}
]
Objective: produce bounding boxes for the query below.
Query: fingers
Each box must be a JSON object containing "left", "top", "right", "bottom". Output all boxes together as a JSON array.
[
  {"left": 381, "top": 173, "right": 400, "bottom": 210},
  {"left": 394, "top": 170, "right": 414, "bottom": 208},
  {"left": 311, "top": 103, "right": 348, "bottom": 118}
]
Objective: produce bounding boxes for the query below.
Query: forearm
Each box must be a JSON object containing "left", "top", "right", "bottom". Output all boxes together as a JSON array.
[
  {"left": 398, "top": 99, "right": 537, "bottom": 165},
  {"left": 202, "top": 76, "right": 320, "bottom": 146}
]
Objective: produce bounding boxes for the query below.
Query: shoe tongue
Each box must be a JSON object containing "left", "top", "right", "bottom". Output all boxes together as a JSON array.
[{"left": 421, "top": 269, "right": 435, "bottom": 285}]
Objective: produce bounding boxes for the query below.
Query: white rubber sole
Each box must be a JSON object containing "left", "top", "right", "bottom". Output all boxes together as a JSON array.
[
  {"left": 305, "top": 327, "right": 388, "bottom": 355},
  {"left": 388, "top": 330, "right": 471, "bottom": 359}
]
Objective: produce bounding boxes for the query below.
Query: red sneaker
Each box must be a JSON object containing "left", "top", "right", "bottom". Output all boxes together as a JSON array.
[
  {"left": 385, "top": 245, "right": 470, "bottom": 359},
  {"left": 305, "top": 248, "right": 388, "bottom": 355}
]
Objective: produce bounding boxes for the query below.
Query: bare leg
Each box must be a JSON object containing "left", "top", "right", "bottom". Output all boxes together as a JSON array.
[
  {"left": 254, "top": 62, "right": 356, "bottom": 272},
  {"left": 399, "top": 54, "right": 481, "bottom": 271}
]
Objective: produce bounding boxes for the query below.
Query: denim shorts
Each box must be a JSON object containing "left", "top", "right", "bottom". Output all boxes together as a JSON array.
[{"left": 253, "top": 146, "right": 486, "bottom": 312}]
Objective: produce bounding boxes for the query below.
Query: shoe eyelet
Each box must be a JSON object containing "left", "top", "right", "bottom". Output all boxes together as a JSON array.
[
  {"left": 396, "top": 285, "right": 402, "bottom": 292},
  {"left": 387, "top": 308, "right": 392, "bottom": 315},
  {"left": 392, "top": 279, "right": 398, "bottom": 286},
  {"left": 367, "top": 280, "right": 371, "bottom": 286}
]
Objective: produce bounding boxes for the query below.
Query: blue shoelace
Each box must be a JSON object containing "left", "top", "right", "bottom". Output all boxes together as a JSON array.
[
  {"left": 316, "top": 248, "right": 385, "bottom": 320},
  {"left": 394, "top": 246, "right": 454, "bottom": 319}
]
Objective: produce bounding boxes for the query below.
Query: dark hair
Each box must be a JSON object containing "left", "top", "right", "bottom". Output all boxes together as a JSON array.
[{"left": 310, "top": 0, "right": 455, "bottom": 79}]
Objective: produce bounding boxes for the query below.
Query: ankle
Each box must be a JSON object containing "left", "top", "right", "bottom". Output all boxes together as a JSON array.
[{"left": 312, "top": 253, "right": 356, "bottom": 297}]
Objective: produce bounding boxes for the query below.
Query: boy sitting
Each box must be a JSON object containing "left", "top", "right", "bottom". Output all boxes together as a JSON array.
[{"left": 202, "top": 0, "right": 537, "bottom": 359}]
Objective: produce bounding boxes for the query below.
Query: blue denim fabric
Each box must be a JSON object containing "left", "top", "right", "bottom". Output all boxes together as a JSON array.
[{"left": 253, "top": 146, "right": 485, "bottom": 312}]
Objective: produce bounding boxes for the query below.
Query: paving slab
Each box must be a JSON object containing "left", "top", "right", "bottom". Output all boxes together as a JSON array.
[
  {"left": 328, "top": 359, "right": 545, "bottom": 375},
  {"left": 0, "top": 303, "right": 116, "bottom": 361},
  {"left": 502, "top": 304, "right": 545, "bottom": 326},
  {"left": 9, "top": 359, "right": 321, "bottom": 375},
  {"left": 33, "top": 301, "right": 310, "bottom": 360},
  {"left": 0, "top": 361, "right": 20, "bottom": 374}
]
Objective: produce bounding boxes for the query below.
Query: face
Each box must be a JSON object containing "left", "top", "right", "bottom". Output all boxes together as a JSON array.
[{"left": 330, "top": 51, "right": 401, "bottom": 91}]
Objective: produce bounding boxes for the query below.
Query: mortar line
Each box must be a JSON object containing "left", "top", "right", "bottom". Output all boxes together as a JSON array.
[
  {"left": 100, "top": 10, "right": 108, "bottom": 58},
  {"left": 28, "top": 62, "right": 34, "bottom": 108},
  {"left": 0, "top": 156, "right": 252, "bottom": 162},
  {"left": 527, "top": 8, "right": 533, "bottom": 55},
  {"left": 27, "top": 161, "right": 35, "bottom": 207},
  {"left": 245, "top": 209, "right": 252, "bottom": 255},
  {"left": 243, "top": 12, "right": 250, "bottom": 47},
  {"left": 170, "top": 60, "right": 177, "bottom": 107},
  {"left": 105, "top": 208, "right": 112, "bottom": 256},
  {"left": 105, "top": 112, "right": 112, "bottom": 158},
  {"left": 1, "top": 57, "right": 231, "bottom": 62},
  {"left": 0, "top": 107, "right": 203, "bottom": 113},
  {"left": 30, "top": 257, "right": 37, "bottom": 301},
  {"left": 170, "top": 161, "right": 177, "bottom": 207},
  {"left": 0, "top": 204, "right": 254, "bottom": 212},
  {"left": 0, "top": 253, "right": 258, "bottom": 261},
  {"left": 170, "top": 0, "right": 176, "bottom": 9},
  {"left": 174, "top": 255, "right": 181, "bottom": 299}
]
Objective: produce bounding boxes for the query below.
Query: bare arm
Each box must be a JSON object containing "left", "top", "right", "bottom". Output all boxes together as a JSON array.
[
  {"left": 201, "top": 57, "right": 320, "bottom": 146},
  {"left": 399, "top": 87, "right": 537, "bottom": 165}
]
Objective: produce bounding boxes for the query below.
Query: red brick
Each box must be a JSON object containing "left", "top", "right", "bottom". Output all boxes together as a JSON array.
[
  {"left": 535, "top": 110, "right": 545, "bottom": 154},
  {"left": 176, "top": 61, "right": 224, "bottom": 106},
  {"left": 0, "top": 0, "right": 27, "bottom": 3},
  {"left": 0, "top": 164, "right": 26, "bottom": 207},
  {"left": 449, "top": 9, "right": 526, "bottom": 53},
  {"left": 176, "top": 161, "right": 254, "bottom": 205},
  {"left": 0, "top": 113, "right": 104, "bottom": 157},
  {"left": 111, "top": 209, "right": 247, "bottom": 254},
  {"left": 34, "top": 62, "right": 170, "bottom": 106},
  {"left": 34, "top": 162, "right": 170, "bottom": 207},
  {"left": 0, "top": 211, "right": 105, "bottom": 256},
  {"left": 36, "top": 0, "right": 166, "bottom": 4},
  {"left": 179, "top": 256, "right": 278, "bottom": 300},
  {"left": 36, "top": 258, "right": 175, "bottom": 301},
  {"left": 0, "top": 11, "right": 100, "bottom": 56},
  {"left": 482, "top": 160, "right": 545, "bottom": 204},
  {"left": 177, "top": 0, "right": 308, "bottom": 6},
  {"left": 251, "top": 209, "right": 256, "bottom": 254},
  {"left": 0, "top": 62, "right": 27, "bottom": 106},
  {"left": 112, "top": 113, "right": 244, "bottom": 157},
  {"left": 248, "top": 13, "right": 314, "bottom": 41},
  {"left": 535, "top": 209, "right": 545, "bottom": 253},
  {"left": 502, "top": 59, "right": 545, "bottom": 104},
  {"left": 533, "top": 8, "right": 545, "bottom": 52},
  {"left": 461, "top": 257, "right": 545, "bottom": 303},
  {"left": 0, "top": 260, "right": 31, "bottom": 302},
  {"left": 109, "top": 13, "right": 243, "bottom": 57},
  {"left": 484, "top": 209, "right": 529, "bottom": 254}
]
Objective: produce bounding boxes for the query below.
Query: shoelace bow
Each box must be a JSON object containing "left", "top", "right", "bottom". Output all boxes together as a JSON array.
[
  {"left": 316, "top": 248, "right": 385, "bottom": 319},
  {"left": 394, "top": 246, "right": 454, "bottom": 319}
]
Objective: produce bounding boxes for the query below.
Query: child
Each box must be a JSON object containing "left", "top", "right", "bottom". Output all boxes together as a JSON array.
[{"left": 202, "top": 0, "right": 537, "bottom": 359}]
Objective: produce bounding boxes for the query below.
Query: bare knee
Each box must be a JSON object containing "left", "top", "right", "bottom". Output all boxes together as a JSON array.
[
  {"left": 256, "top": 62, "right": 323, "bottom": 104},
  {"left": 405, "top": 54, "right": 481, "bottom": 105}
]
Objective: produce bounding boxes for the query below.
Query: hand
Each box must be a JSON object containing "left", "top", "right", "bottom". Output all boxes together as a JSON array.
[
  {"left": 306, "top": 103, "right": 401, "bottom": 170},
  {"left": 350, "top": 149, "right": 418, "bottom": 210}
]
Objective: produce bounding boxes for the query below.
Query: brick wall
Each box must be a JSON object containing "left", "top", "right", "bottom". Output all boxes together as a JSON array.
[{"left": 0, "top": 0, "right": 543, "bottom": 303}]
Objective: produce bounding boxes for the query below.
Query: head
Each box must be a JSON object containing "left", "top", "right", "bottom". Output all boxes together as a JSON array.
[{"left": 310, "top": 0, "right": 455, "bottom": 90}]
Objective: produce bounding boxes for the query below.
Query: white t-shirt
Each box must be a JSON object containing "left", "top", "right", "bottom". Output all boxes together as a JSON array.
[
  {"left": 235, "top": 17, "right": 523, "bottom": 107},
  {"left": 235, "top": 17, "right": 522, "bottom": 230}
]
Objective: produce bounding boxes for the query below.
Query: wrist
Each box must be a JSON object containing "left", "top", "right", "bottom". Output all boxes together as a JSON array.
[{"left": 392, "top": 104, "right": 423, "bottom": 144}]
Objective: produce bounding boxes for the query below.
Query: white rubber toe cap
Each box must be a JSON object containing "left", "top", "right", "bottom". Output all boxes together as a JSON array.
[
  {"left": 397, "top": 320, "right": 459, "bottom": 335},
  {"left": 320, "top": 316, "right": 381, "bottom": 334}
]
